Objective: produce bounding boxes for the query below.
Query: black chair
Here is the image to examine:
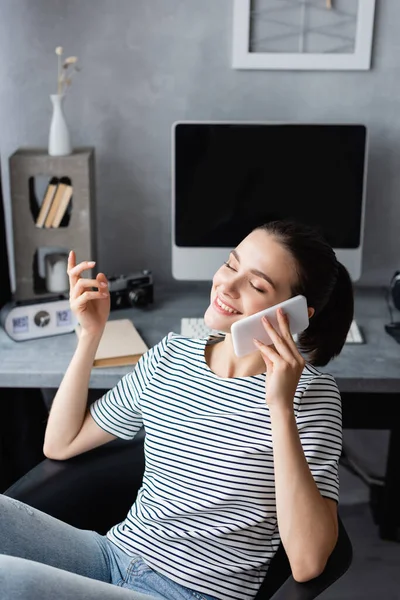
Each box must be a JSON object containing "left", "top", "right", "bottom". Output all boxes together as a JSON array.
[{"left": 4, "top": 431, "right": 352, "bottom": 599}]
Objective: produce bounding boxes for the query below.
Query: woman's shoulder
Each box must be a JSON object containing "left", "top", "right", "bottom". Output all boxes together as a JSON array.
[
  {"left": 300, "top": 362, "right": 338, "bottom": 384},
  {"left": 296, "top": 363, "right": 342, "bottom": 424},
  {"left": 297, "top": 362, "right": 340, "bottom": 399}
]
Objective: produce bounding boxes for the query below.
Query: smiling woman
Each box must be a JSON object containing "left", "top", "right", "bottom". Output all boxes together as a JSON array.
[
  {"left": 204, "top": 230, "right": 296, "bottom": 326},
  {"left": 205, "top": 220, "right": 353, "bottom": 368},
  {"left": 2, "top": 220, "right": 353, "bottom": 600}
]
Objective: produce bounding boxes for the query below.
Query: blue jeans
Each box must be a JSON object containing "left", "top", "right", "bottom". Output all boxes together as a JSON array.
[{"left": 0, "top": 495, "right": 217, "bottom": 600}]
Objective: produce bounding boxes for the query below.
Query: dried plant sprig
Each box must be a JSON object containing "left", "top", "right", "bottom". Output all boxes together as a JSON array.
[
  {"left": 54, "top": 47, "right": 80, "bottom": 95},
  {"left": 55, "top": 46, "right": 63, "bottom": 94},
  {"left": 60, "top": 65, "right": 81, "bottom": 93},
  {"left": 64, "top": 56, "right": 78, "bottom": 65}
]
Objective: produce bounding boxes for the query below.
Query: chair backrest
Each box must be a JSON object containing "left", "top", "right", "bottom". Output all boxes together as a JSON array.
[
  {"left": 254, "top": 541, "right": 291, "bottom": 599},
  {"left": 254, "top": 515, "right": 352, "bottom": 599}
]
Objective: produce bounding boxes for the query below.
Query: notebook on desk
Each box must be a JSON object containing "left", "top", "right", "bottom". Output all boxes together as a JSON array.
[{"left": 75, "top": 319, "right": 148, "bottom": 367}]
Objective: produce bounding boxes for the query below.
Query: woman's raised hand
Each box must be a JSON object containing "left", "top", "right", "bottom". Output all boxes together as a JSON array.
[
  {"left": 67, "top": 250, "right": 110, "bottom": 336},
  {"left": 253, "top": 308, "right": 306, "bottom": 410}
]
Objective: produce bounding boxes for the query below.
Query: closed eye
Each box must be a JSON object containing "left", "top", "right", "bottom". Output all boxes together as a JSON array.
[
  {"left": 224, "top": 261, "right": 236, "bottom": 271},
  {"left": 250, "top": 282, "right": 265, "bottom": 293},
  {"left": 225, "top": 262, "right": 265, "bottom": 293}
]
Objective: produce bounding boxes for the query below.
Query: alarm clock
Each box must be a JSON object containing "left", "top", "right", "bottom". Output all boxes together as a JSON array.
[{"left": 0, "top": 296, "right": 77, "bottom": 341}]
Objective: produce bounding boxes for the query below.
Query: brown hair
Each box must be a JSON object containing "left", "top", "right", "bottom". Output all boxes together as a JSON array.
[{"left": 257, "top": 220, "right": 354, "bottom": 366}]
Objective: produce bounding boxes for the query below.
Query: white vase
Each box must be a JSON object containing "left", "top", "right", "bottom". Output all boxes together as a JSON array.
[{"left": 48, "top": 94, "right": 72, "bottom": 156}]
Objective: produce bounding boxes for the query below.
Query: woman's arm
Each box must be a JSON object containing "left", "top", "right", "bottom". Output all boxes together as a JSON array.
[
  {"left": 43, "top": 330, "right": 116, "bottom": 459},
  {"left": 44, "top": 252, "right": 112, "bottom": 458},
  {"left": 253, "top": 309, "right": 340, "bottom": 582},
  {"left": 269, "top": 404, "right": 338, "bottom": 582}
]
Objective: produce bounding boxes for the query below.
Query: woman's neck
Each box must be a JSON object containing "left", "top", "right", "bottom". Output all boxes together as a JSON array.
[{"left": 205, "top": 334, "right": 266, "bottom": 379}]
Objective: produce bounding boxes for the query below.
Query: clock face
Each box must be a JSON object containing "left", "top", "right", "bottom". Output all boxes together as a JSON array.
[
  {"left": 56, "top": 309, "right": 72, "bottom": 326},
  {"left": 34, "top": 310, "right": 51, "bottom": 328},
  {"left": 12, "top": 315, "right": 29, "bottom": 334}
]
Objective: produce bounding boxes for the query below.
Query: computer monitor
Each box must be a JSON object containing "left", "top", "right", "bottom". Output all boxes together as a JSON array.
[{"left": 172, "top": 122, "right": 368, "bottom": 282}]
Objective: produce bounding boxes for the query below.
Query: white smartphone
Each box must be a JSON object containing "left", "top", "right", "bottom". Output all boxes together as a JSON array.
[{"left": 231, "top": 295, "right": 309, "bottom": 357}]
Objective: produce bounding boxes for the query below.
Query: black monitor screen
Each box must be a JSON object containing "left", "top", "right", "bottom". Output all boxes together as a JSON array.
[{"left": 174, "top": 123, "right": 366, "bottom": 248}]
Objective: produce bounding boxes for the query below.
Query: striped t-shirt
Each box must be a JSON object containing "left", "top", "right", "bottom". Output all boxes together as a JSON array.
[{"left": 90, "top": 333, "right": 342, "bottom": 600}]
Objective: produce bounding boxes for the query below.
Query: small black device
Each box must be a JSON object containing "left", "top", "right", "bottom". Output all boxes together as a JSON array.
[
  {"left": 385, "top": 322, "right": 400, "bottom": 344},
  {"left": 108, "top": 270, "right": 153, "bottom": 310},
  {"left": 390, "top": 271, "right": 400, "bottom": 311},
  {"left": 384, "top": 271, "right": 400, "bottom": 344}
]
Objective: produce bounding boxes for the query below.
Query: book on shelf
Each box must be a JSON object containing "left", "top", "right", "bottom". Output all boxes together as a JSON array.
[
  {"left": 44, "top": 177, "right": 71, "bottom": 228},
  {"left": 51, "top": 183, "right": 73, "bottom": 228},
  {"left": 75, "top": 318, "right": 149, "bottom": 368},
  {"left": 35, "top": 177, "right": 59, "bottom": 228}
]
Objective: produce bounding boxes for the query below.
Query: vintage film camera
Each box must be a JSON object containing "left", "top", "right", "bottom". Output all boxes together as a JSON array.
[{"left": 107, "top": 270, "right": 154, "bottom": 310}]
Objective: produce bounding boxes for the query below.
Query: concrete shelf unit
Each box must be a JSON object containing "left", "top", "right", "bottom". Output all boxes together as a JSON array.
[{"left": 9, "top": 147, "right": 97, "bottom": 302}]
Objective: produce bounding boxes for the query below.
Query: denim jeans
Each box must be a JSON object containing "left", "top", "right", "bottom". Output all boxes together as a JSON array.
[{"left": 0, "top": 495, "right": 217, "bottom": 600}]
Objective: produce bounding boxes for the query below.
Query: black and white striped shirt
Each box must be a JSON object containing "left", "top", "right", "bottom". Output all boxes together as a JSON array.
[{"left": 90, "top": 333, "right": 342, "bottom": 600}]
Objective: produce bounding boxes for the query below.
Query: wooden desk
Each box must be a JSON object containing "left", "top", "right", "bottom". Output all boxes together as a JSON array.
[{"left": 1, "top": 284, "right": 399, "bottom": 539}]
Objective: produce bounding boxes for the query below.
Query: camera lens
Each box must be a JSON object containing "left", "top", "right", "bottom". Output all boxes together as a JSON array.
[{"left": 128, "top": 288, "right": 146, "bottom": 306}]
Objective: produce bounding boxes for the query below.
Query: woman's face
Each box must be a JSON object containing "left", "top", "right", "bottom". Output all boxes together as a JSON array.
[{"left": 204, "top": 229, "right": 298, "bottom": 332}]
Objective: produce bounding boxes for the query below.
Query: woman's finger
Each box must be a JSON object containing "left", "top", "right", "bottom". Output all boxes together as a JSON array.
[
  {"left": 96, "top": 273, "right": 109, "bottom": 294},
  {"left": 276, "top": 309, "right": 307, "bottom": 364},
  {"left": 261, "top": 316, "right": 295, "bottom": 363},
  {"left": 67, "top": 251, "right": 77, "bottom": 287},
  {"left": 71, "top": 290, "right": 108, "bottom": 309},
  {"left": 70, "top": 277, "right": 107, "bottom": 300},
  {"left": 253, "top": 337, "right": 281, "bottom": 363},
  {"left": 276, "top": 309, "right": 302, "bottom": 354},
  {"left": 68, "top": 257, "right": 96, "bottom": 288},
  {"left": 254, "top": 339, "right": 274, "bottom": 370},
  {"left": 69, "top": 260, "right": 96, "bottom": 278}
]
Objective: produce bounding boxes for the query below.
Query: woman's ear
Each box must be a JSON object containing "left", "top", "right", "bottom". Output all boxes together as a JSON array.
[{"left": 308, "top": 307, "right": 315, "bottom": 319}]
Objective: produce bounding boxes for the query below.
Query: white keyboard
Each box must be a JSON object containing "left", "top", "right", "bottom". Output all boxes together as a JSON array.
[{"left": 181, "top": 318, "right": 364, "bottom": 344}]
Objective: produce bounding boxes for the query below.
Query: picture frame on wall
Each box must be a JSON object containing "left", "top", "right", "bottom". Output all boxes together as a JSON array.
[{"left": 232, "top": 0, "right": 376, "bottom": 71}]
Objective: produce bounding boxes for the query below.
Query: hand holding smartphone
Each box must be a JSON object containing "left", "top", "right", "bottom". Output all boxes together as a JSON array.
[{"left": 231, "top": 295, "right": 309, "bottom": 357}]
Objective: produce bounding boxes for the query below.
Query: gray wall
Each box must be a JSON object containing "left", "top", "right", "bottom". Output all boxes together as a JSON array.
[{"left": 0, "top": 0, "right": 398, "bottom": 289}]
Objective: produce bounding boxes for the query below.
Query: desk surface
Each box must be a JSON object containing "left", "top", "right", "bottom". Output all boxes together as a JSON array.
[{"left": 0, "top": 285, "right": 399, "bottom": 393}]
